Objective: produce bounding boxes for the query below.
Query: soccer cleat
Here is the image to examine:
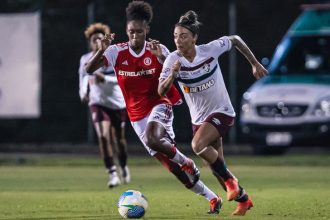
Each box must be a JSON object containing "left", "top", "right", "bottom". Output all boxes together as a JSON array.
[
  {"left": 224, "top": 178, "right": 240, "bottom": 201},
  {"left": 232, "top": 198, "right": 254, "bottom": 216},
  {"left": 207, "top": 197, "right": 223, "bottom": 214},
  {"left": 121, "top": 166, "right": 131, "bottom": 184},
  {"left": 181, "top": 158, "right": 200, "bottom": 184},
  {"left": 107, "top": 172, "right": 121, "bottom": 188}
]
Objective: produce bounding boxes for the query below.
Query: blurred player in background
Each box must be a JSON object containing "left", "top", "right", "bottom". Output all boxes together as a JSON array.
[
  {"left": 79, "top": 23, "right": 130, "bottom": 188},
  {"left": 86, "top": 1, "right": 222, "bottom": 214},
  {"left": 159, "top": 10, "right": 268, "bottom": 215}
]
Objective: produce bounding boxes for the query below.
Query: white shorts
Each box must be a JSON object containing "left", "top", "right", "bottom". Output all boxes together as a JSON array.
[{"left": 131, "top": 104, "right": 175, "bottom": 156}]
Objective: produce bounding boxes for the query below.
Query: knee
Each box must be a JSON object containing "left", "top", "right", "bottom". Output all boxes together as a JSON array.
[
  {"left": 98, "top": 133, "right": 109, "bottom": 141},
  {"left": 144, "top": 133, "right": 161, "bottom": 151},
  {"left": 95, "top": 127, "right": 109, "bottom": 139},
  {"left": 191, "top": 138, "right": 207, "bottom": 155}
]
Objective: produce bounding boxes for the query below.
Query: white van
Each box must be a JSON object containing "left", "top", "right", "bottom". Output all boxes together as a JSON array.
[{"left": 240, "top": 4, "right": 330, "bottom": 154}]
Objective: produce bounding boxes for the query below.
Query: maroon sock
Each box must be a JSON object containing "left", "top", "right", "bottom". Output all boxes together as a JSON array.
[{"left": 210, "top": 158, "right": 233, "bottom": 181}]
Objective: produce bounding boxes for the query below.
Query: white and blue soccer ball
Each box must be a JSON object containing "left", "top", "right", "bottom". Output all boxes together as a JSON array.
[{"left": 118, "top": 190, "right": 148, "bottom": 219}]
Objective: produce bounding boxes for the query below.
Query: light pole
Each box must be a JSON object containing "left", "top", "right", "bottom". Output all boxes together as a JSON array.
[
  {"left": 86, "top": 0, "right": 95, "bottom": 143},
  {"left": 228, "top": 0, "right": 237, "bottom": 145}
]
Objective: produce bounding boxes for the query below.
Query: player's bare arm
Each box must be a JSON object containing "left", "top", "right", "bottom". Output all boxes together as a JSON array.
[
  {"left": 85, "top": 33, "right": 115, "bottom": 74},
  {"left": 228, "top": 35, "right": 268, "bottom": 79},
  {"left": 148, "top": 38, "right": 166, "bottom": 62},
  {"left": 158, "top": 60, "right": 181, "bottom": 96}
]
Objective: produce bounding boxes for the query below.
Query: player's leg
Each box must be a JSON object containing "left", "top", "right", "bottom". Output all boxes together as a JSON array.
[
  {"left": 144, "top": 104, "right": 198, "bottom": 176},
  {"left": 145, "top": 121, "right": 199, "bottom": 175},
  {"left": 191, "top": 113, "right": 240, "bottom": 201},
  {"left": 153, "top": 152, "right": 222, "bottom": 214},
  {"left": 212, "top": 139, "right": 253, "bottom": 215},
  {"left": 91, "top": 105, "right": 120, "bottom": 188},
  {"left": 208, "top": 139, "right": 227, "bottom": 190},
  {"left": 131, "top": 112, "right": 221, "bottom": 214},
  {"left": 216, "top": 147, "right": 253, "bottom": 216},
  {"left": 153, "top": 152, "right": 194, "bottom": 188},
  {"left": 111, "top": 109, "right": 130, "bottom": 183},
  {"left": 192, "top": 113, "right": 253, "bottom": 215}
]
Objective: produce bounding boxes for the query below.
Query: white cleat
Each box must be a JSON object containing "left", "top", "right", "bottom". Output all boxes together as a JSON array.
[
  {"left": 107, "top": 172, "right": 121, "bottom": 188},
  {"left": 120, "top": 166, "right": 131, "bottom": 184}
]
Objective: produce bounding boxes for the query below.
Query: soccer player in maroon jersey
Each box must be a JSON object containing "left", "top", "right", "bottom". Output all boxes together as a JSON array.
[
  {"left": 158, "top": 10, "right": 267, "bottom": 216},
  {"left": 79, "top": 23, "right": 130, "bottom": 188},
  {"left": 86, "top": 1, "right": 222, "bottom": 214}
]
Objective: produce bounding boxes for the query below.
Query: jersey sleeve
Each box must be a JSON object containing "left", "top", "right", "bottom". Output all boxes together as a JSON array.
[
  {"left": 78, "top": 55, "right": 89, "bottom": 99},
  {"left": 103, "top": 45, "right": 119, "bottom": 67},
  {"left": 159, "top": 53, "right": 178, "bottom": 80},
  {"left": 205, "top": 36, "right": 232, "bottom": 58},
  {"left": 157, "top": 44, "right": 170, "bottom": 64}
]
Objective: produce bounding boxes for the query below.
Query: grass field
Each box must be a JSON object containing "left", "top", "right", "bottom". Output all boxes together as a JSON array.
[{"left": 0, "top": 154, "right": 330, "bottom": 220}]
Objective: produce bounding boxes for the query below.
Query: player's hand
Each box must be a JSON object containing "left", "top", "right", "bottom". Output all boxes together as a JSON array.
[
  {"left": 171, "top": 60, "right": 181, "bottom": 75},
  {"left": 97, "top": 33, "right": 115, "bottom": 51},
  {"left": 252, "top": 62, "right": 268, "bottom": 79},
  {"left": 94, "top": 72, "right": 105, "bottom": 83},
  {"left": 149, "top": 38, "right": 164, "bottom": 60}
]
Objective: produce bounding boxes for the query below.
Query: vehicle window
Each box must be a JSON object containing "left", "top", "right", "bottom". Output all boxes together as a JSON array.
[{"left": 273, "top": 36, "right": 330, "bottom": 75}]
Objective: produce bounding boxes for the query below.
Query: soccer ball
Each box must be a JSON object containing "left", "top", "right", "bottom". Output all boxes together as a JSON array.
[{"left": 118, "top": 190, "right": 148, "bottom": 218}]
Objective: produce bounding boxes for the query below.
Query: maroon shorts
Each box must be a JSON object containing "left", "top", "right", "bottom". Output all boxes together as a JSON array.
[
  {"left": 90, "top": 105, "right": 127, "bottom": 128},
  {"left": 192, "top": 112, "right": 235, "bottom": 137}
]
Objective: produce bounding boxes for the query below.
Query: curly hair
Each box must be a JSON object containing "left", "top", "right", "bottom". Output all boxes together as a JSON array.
[
  {"left": 126, "top": 1, "right": 153, "bottom": 24},
  {"left": 84, "top": 22, "right": 111, "bottom": 40},
  {"left": 176, "top": 10, "right": 202, "bottom": 36}
]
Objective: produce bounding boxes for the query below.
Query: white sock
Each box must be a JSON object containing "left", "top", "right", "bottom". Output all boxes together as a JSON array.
[
  {"left": 170, "top": 147, "right": 188, "bottom": 165},
  {"left": 190, "top": 180, "right": 218, "bottom": 201},
  {"left": 108, "top": 165, "right": 117, "bottom": 174}
]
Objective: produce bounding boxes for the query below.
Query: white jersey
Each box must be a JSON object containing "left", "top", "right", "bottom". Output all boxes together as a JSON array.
[
  {"left": 160, "top": 36, "right": 235, "bottom": 125},
  {"left": 79, "top": 52, "right": 126, "bottom": 110}
]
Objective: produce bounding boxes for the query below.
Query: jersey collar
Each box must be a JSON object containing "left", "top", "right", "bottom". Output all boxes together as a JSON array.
[{"left": 128, "top": 41, "right": 146, "bottom": 58}]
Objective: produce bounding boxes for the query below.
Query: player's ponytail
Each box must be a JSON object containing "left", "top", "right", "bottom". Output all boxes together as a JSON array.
[{"left": 176, "top": 10, "right": 202, "bottom": 36}]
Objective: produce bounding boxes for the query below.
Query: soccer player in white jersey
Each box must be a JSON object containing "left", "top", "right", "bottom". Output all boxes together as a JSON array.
[
  {"left": 158, "top": 10, "right": 268, "bottom": 216},
  {"left": 79, "top": 23, "right": 130, "bottom": 188},
  {"left": 85, "top": 1, "right": 222, "bottom": 214}
]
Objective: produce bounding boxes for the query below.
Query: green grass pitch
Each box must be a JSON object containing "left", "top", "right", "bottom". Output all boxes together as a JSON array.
[{"left": 0, "top": 154, "right": 330, "bottom": 219}]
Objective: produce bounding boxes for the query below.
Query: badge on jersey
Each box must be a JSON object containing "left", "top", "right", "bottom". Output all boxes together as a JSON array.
[
  {"left": 202, "top": 63, "right": 211, "bottom": 73},
  {"left": 143, "top": 57, "right": 152, "bottom": 66}
]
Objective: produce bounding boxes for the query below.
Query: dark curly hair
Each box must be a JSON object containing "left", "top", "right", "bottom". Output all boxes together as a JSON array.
[
  {"left": 84, "top": 22, "right": 110, "bottom": 40},
  {"left": 176, "top": 10, "right": 202, "bottom": 36},
  {"left": 126, "top": 1, "right": 153, "bottom": 24}
]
